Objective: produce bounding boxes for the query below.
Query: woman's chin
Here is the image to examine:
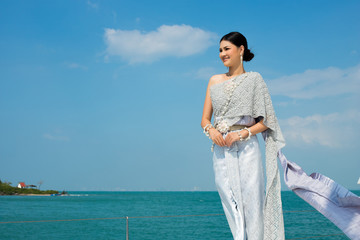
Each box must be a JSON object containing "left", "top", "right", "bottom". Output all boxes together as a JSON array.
[{"left": 222, "top": 62, "right": 231, "bottom": 67}]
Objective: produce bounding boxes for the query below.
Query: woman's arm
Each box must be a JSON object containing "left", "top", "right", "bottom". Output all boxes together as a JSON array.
[
  {"left": 224, "top": 118, "right": 269, "bottom": 147},
  {"left": 201, "top": 76, "right": 226, "bottom": 147}
]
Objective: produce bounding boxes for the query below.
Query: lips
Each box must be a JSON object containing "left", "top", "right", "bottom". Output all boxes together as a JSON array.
[{"left": 223, "top": 56, "right": 230, "bottom": 62}]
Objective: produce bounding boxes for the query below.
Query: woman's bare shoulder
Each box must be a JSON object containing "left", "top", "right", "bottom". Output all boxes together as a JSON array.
[{"left": 208, "top": 74, "right": 226, "bottom": 86}]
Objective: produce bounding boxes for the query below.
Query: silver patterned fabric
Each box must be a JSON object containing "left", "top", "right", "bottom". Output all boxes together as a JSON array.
[
  {"left": 213, "top": 128, "right": 265, "bottom": 240},
  {"left": 210, "top": 72, "right": 286, "bottom": 240}
]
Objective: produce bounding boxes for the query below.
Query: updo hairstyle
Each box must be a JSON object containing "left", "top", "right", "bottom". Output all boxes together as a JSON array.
[{"left": 220, "top": 32, "right": 254, "bottom": 62}]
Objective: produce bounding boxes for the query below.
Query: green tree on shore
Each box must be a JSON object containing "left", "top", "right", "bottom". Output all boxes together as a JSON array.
[{"left": 0, "top": 179, "right": 58, "bottom": 195}]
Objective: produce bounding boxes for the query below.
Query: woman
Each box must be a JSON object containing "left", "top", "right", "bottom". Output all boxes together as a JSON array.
[
  {"left": 201, "top": 32, "right": 285, "bottom": 240},
  {"left": 201, "top": 32, "right": 360, "bottom": 240}
]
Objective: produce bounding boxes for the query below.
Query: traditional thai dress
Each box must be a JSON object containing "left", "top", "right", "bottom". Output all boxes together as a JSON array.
[{"left": 209, "top": 71, "right": 360, "bottom": 240}]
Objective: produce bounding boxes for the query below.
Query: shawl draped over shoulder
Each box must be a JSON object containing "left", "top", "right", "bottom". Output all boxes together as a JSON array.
[{"left": 210, "top": 71, "right": 360, "bottom": 240}]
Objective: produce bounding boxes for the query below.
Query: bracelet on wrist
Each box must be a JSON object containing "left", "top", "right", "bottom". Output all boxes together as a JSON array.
[
  {"left": 243, "top": 127, "right": 252, "bottom": 141},
  {"left": 203, "top": 124, "right": 213, "bottom": 139},
  {"left": 237, "top": 127, "right": 252, "bottom": 141}
]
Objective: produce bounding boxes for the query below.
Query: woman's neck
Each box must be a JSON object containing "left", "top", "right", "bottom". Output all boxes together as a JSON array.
[{"left": 228, "top": 65, "right": 245, "bottom": 77}]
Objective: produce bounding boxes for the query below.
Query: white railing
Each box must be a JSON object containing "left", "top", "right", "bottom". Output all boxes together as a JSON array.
[{"left": 0, "top": 211, "right": 346, "bottom": 240}]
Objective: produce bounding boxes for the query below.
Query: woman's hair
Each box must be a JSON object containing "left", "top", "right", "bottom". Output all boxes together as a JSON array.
[{"left": 220, "top": 32, "right": 254, "bottom": 62}]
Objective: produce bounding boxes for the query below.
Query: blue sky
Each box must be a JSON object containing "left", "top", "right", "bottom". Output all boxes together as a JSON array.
[{"left": 0, "top": 0, "right": 359, "bottom": 191}]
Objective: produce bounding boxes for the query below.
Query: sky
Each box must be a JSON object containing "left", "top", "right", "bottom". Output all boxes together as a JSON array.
[{"left": 0, "top": 0, "right": 359, "bottom": 191}]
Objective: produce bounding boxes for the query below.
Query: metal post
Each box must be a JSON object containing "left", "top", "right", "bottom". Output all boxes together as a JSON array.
[{"left": 126, "top": 216, "right": 129, "bottom": 240}]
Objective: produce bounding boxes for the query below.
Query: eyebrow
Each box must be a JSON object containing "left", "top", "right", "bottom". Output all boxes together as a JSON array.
[
  {"left": 219, "top": 45, "right": 230, "bottom": 49},
  {"left": 219, "top": 46, "right": 229, "bottom": 51}
]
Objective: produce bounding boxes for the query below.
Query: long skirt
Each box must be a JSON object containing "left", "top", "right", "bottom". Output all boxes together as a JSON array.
[{"left": 213, "top": 133, "right": 265, "bottom": 240}]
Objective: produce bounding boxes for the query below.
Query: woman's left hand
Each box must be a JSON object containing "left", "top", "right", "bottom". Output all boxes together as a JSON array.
[
  {"left": 224, "top": 130, "right": 249, "bottom": 147},
  {"left": 224, "top": 132, "right": 240, "bottom": 147}
]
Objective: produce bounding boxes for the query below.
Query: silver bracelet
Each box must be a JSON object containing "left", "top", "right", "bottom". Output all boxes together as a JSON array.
[
  {"left": 237, "top": 127, "right": 252, "bottom": 141},
  {"left": 203, "top": 124, "right": 213, "bottom": 138},
  {"left": 243, "top": 127, "right": 252, "bottom": 140}
]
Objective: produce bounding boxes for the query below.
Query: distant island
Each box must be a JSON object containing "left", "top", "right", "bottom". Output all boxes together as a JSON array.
[{"left": 0, "top": 180, "right": 60, "bottom": 196}]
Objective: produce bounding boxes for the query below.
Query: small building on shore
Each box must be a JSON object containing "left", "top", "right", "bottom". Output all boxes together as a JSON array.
[{"left": 17, "top": 182, "right": 26, "bottom": 189}]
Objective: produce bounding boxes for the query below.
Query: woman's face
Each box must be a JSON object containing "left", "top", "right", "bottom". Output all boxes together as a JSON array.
[{"left": 219, "top": 40, "right": 243, "bottom": 67}]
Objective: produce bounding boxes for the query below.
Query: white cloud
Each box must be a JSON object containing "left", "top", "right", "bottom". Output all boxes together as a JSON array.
[
  {"left": 104, "top": 24, "right": 217, "bottom": 63},
  {"left": 43, "top": 133, "right": 69, "bottom": 142},
  {"left": 280, "top": 110, "right": 360, "bottom": 147},
  {"left": 268, "top": 64, "right": 360, "bottom": 99}
]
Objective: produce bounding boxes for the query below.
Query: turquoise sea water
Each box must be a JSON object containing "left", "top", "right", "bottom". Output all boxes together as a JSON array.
[{"left": 1, "top": 191, "right": 356, "bottom": 240}]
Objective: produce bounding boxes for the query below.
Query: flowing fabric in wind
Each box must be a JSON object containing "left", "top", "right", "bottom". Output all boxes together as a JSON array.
[{"left": 277, "top": 151, "right": 360, "bottom": 240}]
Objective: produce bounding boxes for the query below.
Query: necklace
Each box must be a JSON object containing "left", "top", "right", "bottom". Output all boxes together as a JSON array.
[{"left": 225, "top": 71, "right": 246, "bottom": 80}]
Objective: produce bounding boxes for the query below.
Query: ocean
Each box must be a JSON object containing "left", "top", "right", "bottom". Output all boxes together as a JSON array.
[{"left": 0, "top": 191, "right": 356, "bottom": 240}]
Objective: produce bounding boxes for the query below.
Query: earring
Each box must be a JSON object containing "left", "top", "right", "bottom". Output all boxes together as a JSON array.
[{"left": 240, "top": 55, "right": 243, "bottom": 65}]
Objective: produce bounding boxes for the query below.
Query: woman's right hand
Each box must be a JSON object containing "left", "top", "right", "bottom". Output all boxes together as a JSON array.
[{"left": 209, "top": 128, "right": 226, "bottom": 147}]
